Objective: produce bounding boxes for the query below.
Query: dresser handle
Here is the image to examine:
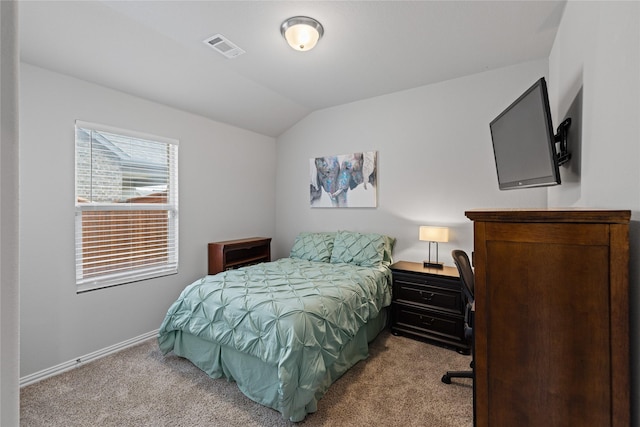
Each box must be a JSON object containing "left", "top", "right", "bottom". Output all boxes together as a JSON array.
[
  {"left": 419, "top": 315, "right": 434, "bottom": 326},
  {"left": 419, "top": 291, "right": 435, "bottom": 301}
]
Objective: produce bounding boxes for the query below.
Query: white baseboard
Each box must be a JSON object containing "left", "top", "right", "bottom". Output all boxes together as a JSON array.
[{"left": 20, "top": 329, "right": 158, "bottom": 388}]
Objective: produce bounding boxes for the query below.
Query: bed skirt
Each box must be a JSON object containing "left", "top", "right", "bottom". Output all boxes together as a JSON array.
[{"left": 166, "top": 307, "right": 389, "bottom": 421}]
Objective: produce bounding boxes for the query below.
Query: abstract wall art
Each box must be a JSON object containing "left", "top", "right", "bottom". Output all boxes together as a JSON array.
[{"left": 310, "top": 151, "right": 377, "bottom": 208}]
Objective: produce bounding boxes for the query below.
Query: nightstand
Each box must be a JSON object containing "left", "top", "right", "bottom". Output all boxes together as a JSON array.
[{"left": 390, "top": 261, "right": 470, "bottom": 353}]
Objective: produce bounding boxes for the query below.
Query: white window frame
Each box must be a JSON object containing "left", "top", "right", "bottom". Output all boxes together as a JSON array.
[{"left": 74, "top": 120, "right": 179, "bottom": 293}]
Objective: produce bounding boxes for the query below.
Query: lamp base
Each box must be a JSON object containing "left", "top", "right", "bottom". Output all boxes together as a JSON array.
[{"left": 423, "top": 261, "right": 444, "bottom": 269}]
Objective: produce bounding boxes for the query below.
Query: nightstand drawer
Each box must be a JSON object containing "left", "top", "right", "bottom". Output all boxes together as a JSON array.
[
  {"left": 391, "top": 303, "right": 466, "bottom": 345},
  {"left": 393, "top": 274, "right": 463, "bottom": 314}
]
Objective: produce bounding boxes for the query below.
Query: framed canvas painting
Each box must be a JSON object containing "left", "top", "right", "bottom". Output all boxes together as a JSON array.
[{"left": 310, "top": 151, "right": 377, "bottom": 208}]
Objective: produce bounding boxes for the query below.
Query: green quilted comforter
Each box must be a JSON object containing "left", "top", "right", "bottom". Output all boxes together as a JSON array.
[{"left": 158, "top": 257, "right": 392, "bottom": 420}]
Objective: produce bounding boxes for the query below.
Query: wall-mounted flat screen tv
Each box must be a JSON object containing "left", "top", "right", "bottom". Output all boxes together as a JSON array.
[{"left": 489, "top": 77, "right": 561, "bottom": 190}]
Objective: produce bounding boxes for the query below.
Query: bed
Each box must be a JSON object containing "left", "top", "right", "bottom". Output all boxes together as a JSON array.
[{"left": 157, "top": 230, "right": 395, "bottom": 422}]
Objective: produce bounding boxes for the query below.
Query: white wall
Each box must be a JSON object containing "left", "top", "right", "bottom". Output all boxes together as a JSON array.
[
  {"left": 19, "top": 64, "right": 276, "bottom": 376},
  {"left": 548, "top": 1, "right": 640, "bottom": 423},
  {"left": 548, "top": 1, "right": 640, "bottom": 210},
  {"left": 275, "top": 60, "right": 551, "bottom": 263},
  {"left": 1, "top": 1, "right": 20, "bottom": 424}
]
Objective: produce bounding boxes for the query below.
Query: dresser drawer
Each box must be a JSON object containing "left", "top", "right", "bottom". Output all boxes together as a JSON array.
[
  {"left": 393, "top": 273, "right": 463, "bottom": 314},
  {"left": 391, "top": 303, "right": 466, "bottom": 346}
]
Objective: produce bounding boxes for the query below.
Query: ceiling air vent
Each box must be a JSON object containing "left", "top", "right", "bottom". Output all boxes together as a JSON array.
[{"left": 203, "top": 34, "right": 245, "bottom": 59}]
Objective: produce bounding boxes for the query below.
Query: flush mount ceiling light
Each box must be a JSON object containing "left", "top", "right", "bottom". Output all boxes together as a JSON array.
[{"left": 280, "top": 16, "right": 324, "bottom": 52}]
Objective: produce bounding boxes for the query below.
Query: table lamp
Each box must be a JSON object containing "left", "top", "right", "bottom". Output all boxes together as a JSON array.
[{"left": 419, "top": 226, "right": 449, "bottom": 269}]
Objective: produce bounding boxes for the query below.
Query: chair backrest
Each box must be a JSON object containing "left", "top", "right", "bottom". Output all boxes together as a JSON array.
[{"left": 451, "top": 249, "right": 474, "bottom": 303}]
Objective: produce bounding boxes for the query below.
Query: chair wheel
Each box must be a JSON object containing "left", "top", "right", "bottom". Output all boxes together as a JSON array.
[{"left": 441, "top": 375, "right": 451, "bottom": 384}]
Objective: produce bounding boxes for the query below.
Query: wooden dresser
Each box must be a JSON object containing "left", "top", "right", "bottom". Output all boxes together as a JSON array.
[
  {"left": 466, "top": 209, "right": 630, "bottom": 427},
  {"left": 207, "top": 237, "right": 271, "bottom": 275}
]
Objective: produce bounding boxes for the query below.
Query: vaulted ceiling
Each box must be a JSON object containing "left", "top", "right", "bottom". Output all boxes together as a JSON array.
[{"left": 19, "top": 1, "right": 566, "bottom": 137}]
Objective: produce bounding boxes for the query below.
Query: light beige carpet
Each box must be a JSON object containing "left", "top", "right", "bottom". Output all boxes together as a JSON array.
[{"left": 20, "top": 330, "right": 473, "bottom": 426}]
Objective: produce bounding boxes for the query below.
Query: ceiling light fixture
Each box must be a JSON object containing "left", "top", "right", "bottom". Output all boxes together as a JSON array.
[{"left": 280, "top": 16, "right": 324, "bottom": 52}]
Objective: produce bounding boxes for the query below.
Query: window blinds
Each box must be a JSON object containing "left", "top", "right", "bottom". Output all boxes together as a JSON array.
[{"left": 75, "top": 121, "right": 179, "bottom": 292}]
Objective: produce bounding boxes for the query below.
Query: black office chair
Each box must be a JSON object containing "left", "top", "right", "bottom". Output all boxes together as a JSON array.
[{"left": 442, "top": 249, "right": 474, "bottom": 384}]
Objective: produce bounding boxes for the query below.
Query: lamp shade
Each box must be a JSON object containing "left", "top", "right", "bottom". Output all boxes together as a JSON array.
[
  {"left": 281, "top": 16, "right": 324, "bottom": 51},
  {"left": 419, "top": 226, "right": 449, "bottom": 243}
]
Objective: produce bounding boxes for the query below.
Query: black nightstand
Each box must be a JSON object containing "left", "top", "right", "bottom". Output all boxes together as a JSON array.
[{"left": 390, "top": 261, "right": 470, "bottom": 353}]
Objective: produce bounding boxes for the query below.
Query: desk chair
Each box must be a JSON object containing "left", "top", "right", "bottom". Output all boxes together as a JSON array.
[{"left": 442, "top": 249, "right": 474, "bottom": 384}]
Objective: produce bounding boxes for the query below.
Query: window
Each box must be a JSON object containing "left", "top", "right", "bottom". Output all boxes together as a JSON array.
[{"left": 75, "top": 121, "right": 178, "bottom": 292}]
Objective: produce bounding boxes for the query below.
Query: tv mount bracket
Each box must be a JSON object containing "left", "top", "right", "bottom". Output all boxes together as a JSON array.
[{"left": 555, "top": 118, "right": 571, "bottom": 166}]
